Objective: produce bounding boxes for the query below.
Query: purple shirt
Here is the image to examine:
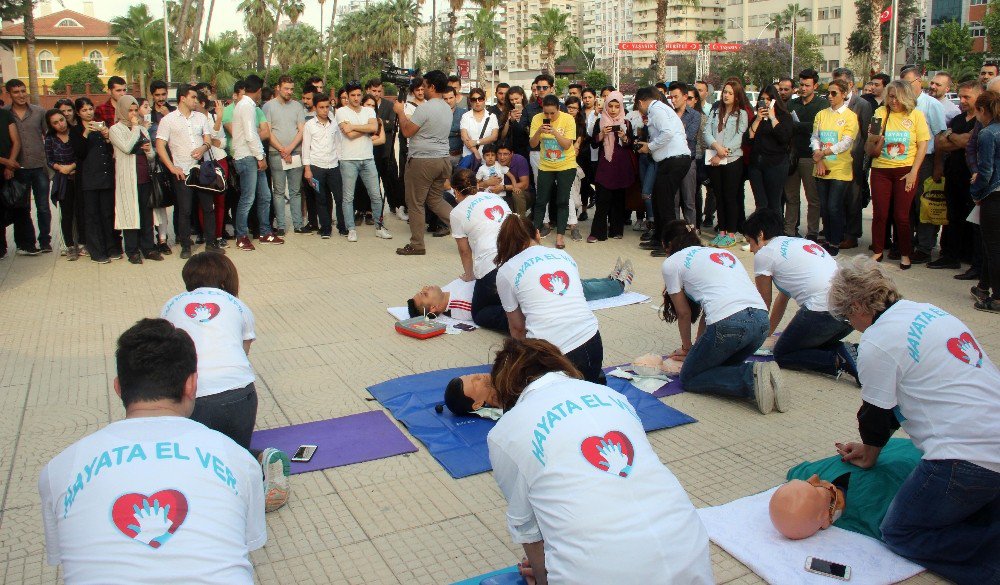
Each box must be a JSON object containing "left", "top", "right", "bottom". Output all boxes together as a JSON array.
[{"left": 504, "top": 153, "right": 530, "bottom": 187}]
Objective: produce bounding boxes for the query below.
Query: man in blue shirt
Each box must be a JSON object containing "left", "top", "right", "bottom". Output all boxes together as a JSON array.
[
  {"left": 636, "top": 86, "right": 692, "bottom": 257},
  {"left": 902, "top": 67, "right": 947, "bottom": 264}
]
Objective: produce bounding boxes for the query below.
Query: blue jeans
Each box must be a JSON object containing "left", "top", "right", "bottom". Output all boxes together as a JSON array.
[
  {"left": 309, "top": 165, "right": 342, "bottom": 236},
  {"left": 267, "top": 152, "right": 304, "bottom": 230},
  {"left": 17, "top": 167, "right": 51, "bottom": 246},
  {"left": 234, "top": 156, "right": 272, "bottom": 238},
  {"left": 680, "top": 307, "right": 768, "bottom": 399},
  {"left": 340, "top": 158, "right": 383, "bottom": 230},
  {"left": 773, "top": 307, "right": 853, "bottom": 376},
  {"left": 816, "top": 177, "right": 850, "bottom": 250},
  {"left": 881, "top": 458, "right": 1000, "bottom": 584}
]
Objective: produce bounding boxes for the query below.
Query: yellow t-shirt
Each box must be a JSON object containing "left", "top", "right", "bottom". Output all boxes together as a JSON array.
[
  {"left": 529, "top": 111, "right": 577, "bottom": 171},
  {"left": 812, "top": 107, "right": 860, "bottom": 182},
  {"left": 871, "top": 106, "right": 930, "bottom": 169}
]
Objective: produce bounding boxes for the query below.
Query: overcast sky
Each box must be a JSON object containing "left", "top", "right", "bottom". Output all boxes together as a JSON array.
[{"left": 63, "top": 0, "right": 433, "bottom": 37}]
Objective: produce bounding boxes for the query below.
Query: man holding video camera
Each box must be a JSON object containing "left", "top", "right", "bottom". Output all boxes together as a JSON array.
[{"left": 393, "top": 70, "right": 454, "bottom": 256}]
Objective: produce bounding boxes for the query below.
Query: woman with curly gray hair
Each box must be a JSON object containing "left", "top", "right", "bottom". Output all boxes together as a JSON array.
[{"left": 829, "top": 256, "right": 1000, "bottom": 583}]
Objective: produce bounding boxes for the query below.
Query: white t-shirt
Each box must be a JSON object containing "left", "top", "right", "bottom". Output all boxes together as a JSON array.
[
  {"left": 488, "top": 372, "right": 714, "bottom": 584},
  {"left": 161, "top": 288, "right": 256, "bottom": 398},
  {"left": 661, "top": 246, "right": 766, "bottom": 325},
  {"left": 859, "top": 300, "right": 1000, "bottom": 473},
  {"left": 334, "top": 106, "right": 376, "bottom": 160},
  {"left": 441, "top": 278, "right": 476, "bottom": 322},
  {"left": 156, "top": 109, "right": 212, "bottom": 172},
  {"left": 450, "top": 192, "right": 511, "bottom": 279},
  {"left": 753, "top": 236, "right": 839, "bottom": 312},
  {"left": 496, "top": 245, "right": 599, "bottom": 353},
  {"left": 39, "top": 417, "right": 266, "bottom": 585},
  {"left": 476, "top": 162, "right": 509, "bottom": 182},
  {"left": 460, "top": 110, "right": 499, "bottom": 158}
]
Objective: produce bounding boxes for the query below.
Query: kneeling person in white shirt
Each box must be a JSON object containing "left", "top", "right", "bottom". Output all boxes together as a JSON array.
[
  {"left": 487, "top": 338, "right": 714, "bottom": 585},
  {"left": 39, "top": 318, "right": 265, "bottom": 585}
]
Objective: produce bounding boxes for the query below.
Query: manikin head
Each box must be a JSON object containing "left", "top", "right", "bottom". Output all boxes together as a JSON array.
[
  {"left": 444, "top": 374, "right": 499, "bottom": 415},
  {"left": 769, "top": 475, "right": 846, "bottom": 540}
]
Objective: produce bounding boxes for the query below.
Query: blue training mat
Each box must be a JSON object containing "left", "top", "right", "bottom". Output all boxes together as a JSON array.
[
  {"left": 367, "top": 365, "right": 697, "bottom": 479},
  {"left": 451, "top": 566, "right": 525, "bottom": 585}
]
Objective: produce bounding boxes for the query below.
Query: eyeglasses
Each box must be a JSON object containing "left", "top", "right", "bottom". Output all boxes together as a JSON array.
[{"left": 828, "top": 91, "right": 840, "bottom": 96}]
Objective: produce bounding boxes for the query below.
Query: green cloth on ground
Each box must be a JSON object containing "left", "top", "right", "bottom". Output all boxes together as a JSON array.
[{"left": 786, "top": 438, "right": 922, "bottom": 540}]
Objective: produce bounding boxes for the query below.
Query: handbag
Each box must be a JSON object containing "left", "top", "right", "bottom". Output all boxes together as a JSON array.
[
  {"left": 185, "top": 149, "right": 227, "bottom": 193},
  {"left": 457, "top": 113, "right": 494, "bottom": 170},
  {"left": 0, "top": 176, "right": 30, "bottom": 209},
  {"left": 148, "top": 161, "right": 176, "bottom": 208},
  {"left": 919, "top": 176, "right": 949, "bottom": 225}
]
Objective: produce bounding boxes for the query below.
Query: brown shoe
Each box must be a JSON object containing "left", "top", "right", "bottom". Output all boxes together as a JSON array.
[
  {"left": 236, "top": 236, "right": 256, "bottom": 251},
  {"left": 395, "top": 244, "right": 426, "bottom": 256},
  {"left": 838, "top": 239, "right": 858, "bottom": 250}
]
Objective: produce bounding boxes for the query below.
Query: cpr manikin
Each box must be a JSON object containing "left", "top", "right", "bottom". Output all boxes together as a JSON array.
[{"left": 769, "top": 474, "right": 847, "bottom": 539}]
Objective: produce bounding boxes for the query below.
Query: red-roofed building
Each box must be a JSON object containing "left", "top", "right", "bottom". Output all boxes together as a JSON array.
[{"left": 0, "top": 4, "right": 123, "bottom": 86}]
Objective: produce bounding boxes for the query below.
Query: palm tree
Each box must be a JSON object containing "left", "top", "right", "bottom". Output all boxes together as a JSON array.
[
  {"left": 187, "top": 0, "right": 205, "bottom": 58},
  {"left": 457, "top": 7, "right": 503, "bottom": 87},
  {"left": 527, "top": 7, "right": 574, "bottom": 77},
  {"left": 21, "top": 0, "right": 39, "bottom": 102},
  {"left": 238, "top": 0, "right": 277, "bottom": 70},
  {"left": 265, "top": 0, "right": 288, "bottom": 70},
  {"left": 193, "top": 37, "right": 243, "bottom": 95},
  {"left": 272, "top": 23, "right": 322, "bottom": 70},
  {"left": 446, "top": 0, "right": 464, "bottom": 71},
  {"left": 111, "top": 5, "right": 165, "bottom": 91},
  {"left": 654, "top": 0, "right": 698, "bottom": 81},
  {"left": 771, "top": 12, "right": 791, "bottom": 40},
  {"left": 866, "top": 0, "right": 883, "bottom": 73},
  {"left": 323, "top": 0, "right": 338, "bottom": 85},
  {"left": 695, "top": 27, "right": 725, "bottom": 44},
  {"left": 387, "top": 0, "right": 421, "bottom": 64},
  {"left": 286, "top": 0, "right": 305, "bottom": 24},
  {"left": 203, "top": 0, "right": 218, "bottom": 45}
]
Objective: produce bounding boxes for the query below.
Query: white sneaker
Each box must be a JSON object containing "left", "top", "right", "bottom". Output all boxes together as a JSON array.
[
  {"left": 396, "top": 207, "right": 409, "bottom": 222},
  {"left": 769, "top": 362, "right": 787, "bottom": 412},
  {"left": 752, "top": 362, "right": 776, "bottom": 414},
  {"left": 375, "top": 226, "right": 392, "bottom": 239},
  {"left": 621, "top": 259, "right": 635, "bottom": 291},
  {"left": 347, "top": 229, "right": 358, "bottom": 242},
  {"left": 741, "top": 243, "right": 751, "bottom": 251}
]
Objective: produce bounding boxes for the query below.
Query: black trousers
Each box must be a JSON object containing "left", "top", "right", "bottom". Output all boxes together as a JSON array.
[
  {"left": 376, "top": 155, "right": 403, "bottom": 211},
  {"left": 591, "top": 184, "right": 627, "bottom": 240},
  {"left": 57, "top": 177, "right": 84, "bottom": 247},
  {"left": 565, "top": 331, "right": 605, "bottom": 385},
  {"left": 470, "top": 268, "right": 509, "bottom": 333},
  {"left": 653, "top": 155, "right": 692, "bottom": 245},
  {"left": 0, "top": 201, "right": 36, "bottom": 254},
  {"left": 83, "top": 187, "right": 115, "bottom": 259},
  {"left": 941, "top": 178, "right": 976, "bottom": 262},
  {"left": 979, "top": 193, "right": 1000, "bottom": 300},
  {"left": 122, "top": 183, "right": 155, "bottom": 255},
  {"left": 172, "top": 176, "right": 216, "bottom": 246},
  {"left": 190, "top": 382, "right": 260, "bottom": 457},
  {"left": 707, "top": 159, "right": 745, "bottom": 234}
]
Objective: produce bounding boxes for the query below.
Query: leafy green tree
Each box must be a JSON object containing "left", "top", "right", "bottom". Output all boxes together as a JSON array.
[
  {"left": 238, "top": 0, "right": 277, "bottom": 70},
  {"left": 457, "top": 7, "right": 504, "bottom": 87},
  {"left": 272, "top": 23, "right": 322, "bottom": 71},
  {"left": 286, "top": 0, "right": 305, "bottom": 23},
  {"left": 984, "top": 0, "right": 1000, "bottom": 56},
  {"left": 928, "top": 21, "right": 974, "bottom": 70},
  {"left": 51, "top": 62, "right": 104, "bottom": 94},
  {"left": 111, "top": 4, "right": 166, "bottom": 92},
  {"left": 193, "top": 37, "right": 243, "bottom": 96},
  {"left": 527, "top": 7, "right": 576, "bottom": 76},
  {"left": 848, "top": 0, "right": 918, "bottom": 75},
  {"left": 584, "top": 69, "right": 610, "bottom": 90}
]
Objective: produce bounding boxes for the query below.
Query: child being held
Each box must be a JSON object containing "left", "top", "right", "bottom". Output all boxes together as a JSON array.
[{"left": 475, "top": 145, "right": 509, "bottom": 192}]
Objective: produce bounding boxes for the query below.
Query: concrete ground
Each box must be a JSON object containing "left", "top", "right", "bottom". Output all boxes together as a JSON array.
[{"left": 0, "top": 196, "right": 986, "bottom": 584}]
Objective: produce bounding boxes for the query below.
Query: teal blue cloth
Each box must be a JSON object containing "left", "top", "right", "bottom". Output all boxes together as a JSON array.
[{"left": 786, "top": 438, "right": 922, "bottom": 540}]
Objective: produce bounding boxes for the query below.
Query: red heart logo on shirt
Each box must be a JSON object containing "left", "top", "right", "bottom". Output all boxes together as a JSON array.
[
  {"left": 580, "top": 431, "right": 635, "bottom": 478},
  {"left": 803, "top": 243, "right": 826, "bottom": 256},
  {"left": 710, "top": 252, "right": 736, "bottom": 268},
  {"left": 111, "top": 489, "right": 189, "bottom": 548},
  {"left": 946, "top": 332, "right": 983, "bottom": 368},
  {"left": 484, "top": 205, "right": 505, "bottom": 222},
  {"left": 184, "top": 302, "right": 220, "bottom": 322},
  {"left": 539, "top": 271, "right": 570, "bottom": 295}
]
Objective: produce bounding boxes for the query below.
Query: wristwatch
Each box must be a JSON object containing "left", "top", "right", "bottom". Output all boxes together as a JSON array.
[{"left": 475, "top": 139, "right": 480, "bottom": 147}]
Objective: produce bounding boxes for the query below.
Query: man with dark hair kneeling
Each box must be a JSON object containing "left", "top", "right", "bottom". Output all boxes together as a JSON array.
[{"left": 39, "top": 319, "right": 265, "bottom": 584}]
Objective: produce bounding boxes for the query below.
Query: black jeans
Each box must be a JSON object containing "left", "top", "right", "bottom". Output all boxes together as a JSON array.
[
  {"left": 0, "top": 197, "right": 37, "bottom": 254},
  {"left": 122, "top": 183, "right": 155, "bottom": 255},
  {"left": 590, "top": 184, "right": 627, "bottom": 240},
  {"left": 845, "top": 181, "right": 869, "bottom": 241},
  {"left": 707, "top": 159, "right": 745, "bottom": 233},
  {"left": 190, "top": 382, "right": 260, "bottom": 457},
  {"left": 653, "top": 155, "right": 692, "bottom": 245},
  {"left": 565, "top": 331, "right": 605, "bottom": 385},
  {"left": 979, "top": 193, "right": 1000, "bottom": 300},
  {"left": 471, "top": 268, "right": 509, "bottom": 333},
  {"left": 172, "top": 176, "right": 216, "bottom": 246},
  {"left": 747, "top": 158, "right": 788, "bottom": 215},
  {"left": 376, "top": 155, "right": 403, "bottom": 211},
  {"left": 941, "top": 178, "right": 975, "bottom": 262},
  {"left": 83, "top": 188, "right": 116, "bottom": 259},
  {"left": 310, "top": 165, "right": 342, "bottom": 236},
  {"left": 57, "top": 177, "right": 84, "bottom": 247}
]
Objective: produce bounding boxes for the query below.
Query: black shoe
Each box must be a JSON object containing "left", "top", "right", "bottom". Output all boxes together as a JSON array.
[
  {"left": 433, "top": 226, "right": 450, "bottom": 237},
  {"left": 955, "top": 268, "right": 981, "bottom": 281},
  {"left": 205, "top": 242, "right": 226, "bottom": 255},
  {"left": 338, "top": 229, "right": 349, "bottom": 237},
  {"left": 276, "top": 228, "right": 286, "bottom": 236},
  {"left": 91, "top": 256, "right": 111, "bottom": 264},
  {"left": 40, "top": 243, "right": 53, "bottom": 253},
  {"left": 180, "top": 246, "right": 192, "bottom": 259},
  {"left": 888, "top": 249, "right": 901, "bottom": 260},
  {"left": 17, "top": 247, "right": 41, "bottom": 256},
  {"left": 640, "top": 230, "right": 654, "bottom": 242},
  {"left": 302, "top": 223, "right": 318, "bottom": 233},
  {"left": 927, "top": 256, "right": 960, "bottom": 269},
  {"left": 578, "top": 211, "right": 588, "bottom": 221},
  {"left": 194, "top": 235, "right": 205, "bottom": 245},
  {"left": 320, "top": 231, "right": 332, "bottom": 239},
  {"left": 294, "top": 226, "right": 311, "bottom": 234},
  {"left": 143, "top": 250, "right": 164, "bottom": 261},
  {"left": 910, "top": 250, "right": 931, "bottom": 264},
  {"left": 216, "top": 237, "right": 228, "bottom": 248},
  {"left": 639, "top": 241, "right": 659, "bottom": 250},
  {"left": 127, "top": 253, "right": 143, "bottom": 264},
  {"left": 158, "top": 242, "right": 173, "bottom": 255},
  {"left": 650, "top": 249, "right": 668, "bottom": 257}
]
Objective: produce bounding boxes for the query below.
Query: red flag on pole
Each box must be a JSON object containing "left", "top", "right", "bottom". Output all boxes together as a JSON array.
[{"left": 879, "top": 5, "right": 892, "bottom": 23}]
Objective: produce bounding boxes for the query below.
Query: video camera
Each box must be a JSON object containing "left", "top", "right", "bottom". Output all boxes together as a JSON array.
[{"left": 380, "top": 59, "right": 420, "bottom": 102}]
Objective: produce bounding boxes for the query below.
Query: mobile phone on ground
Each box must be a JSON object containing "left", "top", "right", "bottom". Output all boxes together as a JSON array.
[
  {"left": 291, "top": 445, "right": 318, "bottom": 462},
  {"left": 805, "top": 557, "right": 850, "bottom": 580},
  {"left": 870, "top": 117, "right": 882, "bottom": 134},
  {"left": 454, "top": 323, "right": 477, "bottom": 331}
]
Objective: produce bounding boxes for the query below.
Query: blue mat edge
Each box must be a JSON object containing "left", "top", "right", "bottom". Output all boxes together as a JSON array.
[{"left": 450, "top": 566, "right": 521, "bottom": 585}]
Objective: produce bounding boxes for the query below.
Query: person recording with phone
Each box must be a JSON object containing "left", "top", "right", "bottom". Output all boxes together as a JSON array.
[
  {"left": 110, "top": 95, "right": 161, "bottom": 264},
  {"left": 747, "top": 85, "right": 793, "bottom": 216},
  {"left": 588, "top": 91, "right": 634, "bottom": 242},
  {"left": 499, "top": 86, "right": 531, "bottom": 163},
  {"left": 529, "top": 94, "right": 577, "bottom": 249},
  {"left": 71, "top": 96, "right": 118, "bottom": 263}
]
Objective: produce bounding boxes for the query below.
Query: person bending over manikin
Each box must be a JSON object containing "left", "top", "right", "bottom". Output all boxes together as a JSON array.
[{"left": 407, "top": 257, "right": 635, "bottom": 333}]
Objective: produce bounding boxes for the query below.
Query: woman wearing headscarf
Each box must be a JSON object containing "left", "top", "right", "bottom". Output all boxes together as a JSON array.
[
  {"left": 109, "top": 95, "right": 159, "bottom": 264},
  {"left": 588, "top": 91, "right": 635, "bottom": 242}
]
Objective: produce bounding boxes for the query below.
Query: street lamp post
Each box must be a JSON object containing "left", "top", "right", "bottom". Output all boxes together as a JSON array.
[
  {"left": 319, "top": 0, "right": 326, "bottom": 56},
  {"left": 163, "top": 0, "right": 172, "bottom": 84}
]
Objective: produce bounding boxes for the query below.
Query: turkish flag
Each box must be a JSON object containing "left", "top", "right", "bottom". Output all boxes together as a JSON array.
[{"left": 879, "top": 5, "right": 892, "bottom": 23}]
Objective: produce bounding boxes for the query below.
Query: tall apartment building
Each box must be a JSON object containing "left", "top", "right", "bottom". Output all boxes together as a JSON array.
[
  {"left": 724, "top": 0, "right": 858, "bottom": 78},
  {"left": 582, "top": 0, "right": 633, "bottom": 61},
  {"left": 503, "top": 0, "right": 582, "bottom": 75},
  {"left": 630, "top": 0, "right": 726, "bottom": 68},
  {"left": 929, "top": 0, "right": 988, "bottom": 53}
]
